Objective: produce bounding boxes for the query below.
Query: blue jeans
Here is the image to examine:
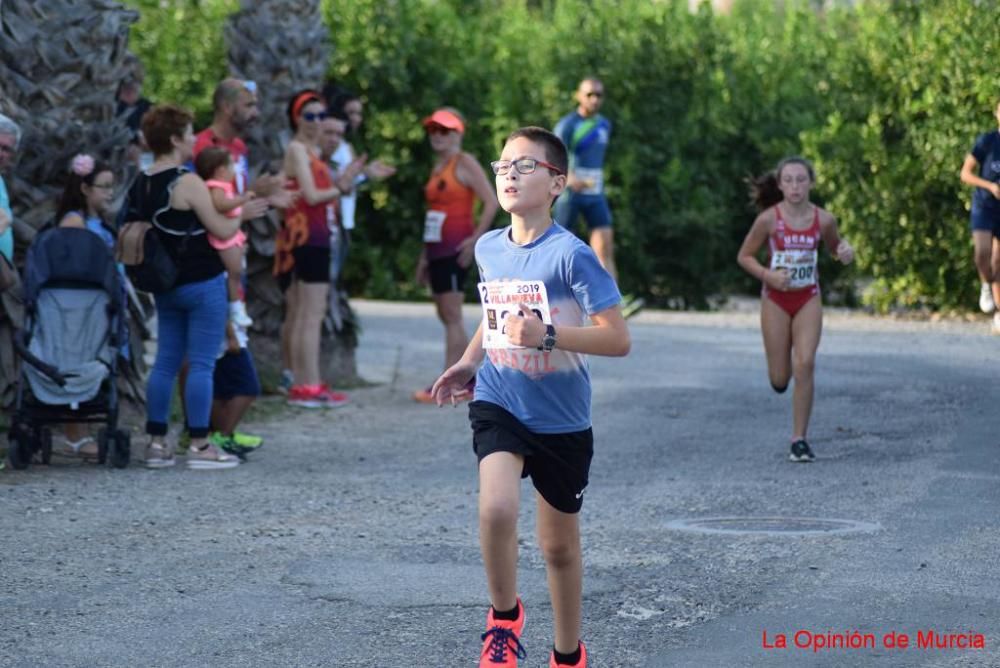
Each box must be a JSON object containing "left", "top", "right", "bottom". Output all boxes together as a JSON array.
[{"left": 146, "top": 274, "right": 227, "bottom": 438}]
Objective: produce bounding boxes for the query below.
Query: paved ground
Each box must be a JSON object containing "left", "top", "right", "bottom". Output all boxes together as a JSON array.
[{"left": 2, "top": 299, "right": 999, "bottom": 668}]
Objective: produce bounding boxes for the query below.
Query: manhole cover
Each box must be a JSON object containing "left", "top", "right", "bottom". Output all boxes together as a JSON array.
[{"left": 664, "top": 517, "right": 880, "bottom": 536}]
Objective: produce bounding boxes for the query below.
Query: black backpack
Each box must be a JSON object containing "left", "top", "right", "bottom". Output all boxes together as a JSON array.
[{"left": 115, "top": 171, "right": 189, "bottom": 294}]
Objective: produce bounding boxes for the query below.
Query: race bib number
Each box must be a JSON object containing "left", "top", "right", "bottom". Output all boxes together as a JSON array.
[
  {"left": 423, "top": 210, "right": 446, "bottom": 243},
  {"left": 478, "top": 280, "right": 551, "bottom": 349},
  {"left": 771, "top": 250, "right": 818, "bottom": 290},
  {"left": 574, "top": 167, "right": 604, "bottom": 195}
]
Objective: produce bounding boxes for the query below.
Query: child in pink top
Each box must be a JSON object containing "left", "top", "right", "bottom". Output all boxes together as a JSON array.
[{"left": 195, "top": 147, "right": 255, "bottom": 327}]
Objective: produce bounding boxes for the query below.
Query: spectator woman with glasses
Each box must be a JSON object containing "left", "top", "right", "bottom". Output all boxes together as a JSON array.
[
  {"left": 274, "top": 90, "right": 365, "bottom": 408},
  {"left": 412, "top": 108, "right": 499, "bottom": 403},
  {"left": 53, "top": 153, "right": 117, "bottom": 459}
]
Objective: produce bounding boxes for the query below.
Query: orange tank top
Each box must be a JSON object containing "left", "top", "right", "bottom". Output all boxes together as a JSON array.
[
  {"left": 273, "top": 152, "right": 336, "bottom": 276},
  {"left": 423, "top": 154, "right": 476, "bottom": 260}
]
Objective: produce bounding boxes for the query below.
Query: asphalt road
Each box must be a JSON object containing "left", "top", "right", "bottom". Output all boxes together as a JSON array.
[{"left": 2, "top": 300, "right": 998, "bottom": 668}]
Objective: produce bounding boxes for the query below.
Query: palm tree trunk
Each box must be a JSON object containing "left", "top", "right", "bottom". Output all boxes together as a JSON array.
[
  {"left": 0, "top": 0, "right": 143, "bottom": 407},
  {"left": 225, "top": 0, "right": 361, "bottom": 385}
]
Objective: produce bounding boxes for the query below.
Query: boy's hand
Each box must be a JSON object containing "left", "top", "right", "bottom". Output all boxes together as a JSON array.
[
  {"left": 835, "top": 240, "right": 854, "bottom": 265},
  {"left": 504, "top": 304, "right": 546, "bottom": 348},
  {"left": 430, "top": 361, "right": 476, "bottom": 407}
]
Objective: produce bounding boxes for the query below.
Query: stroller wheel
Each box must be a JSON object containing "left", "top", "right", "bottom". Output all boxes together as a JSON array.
[
  {"left": 96, "top": 428, "right": 109, "bottom": 466},
  {"left": 38, "top": 428, "right": 52, "bottom": 465},
  {"left": 110, "top": 430, "right": 130, "bottom": 469},
  {"left": 7, "top": 431, "right": 33, "bottom": 470}
]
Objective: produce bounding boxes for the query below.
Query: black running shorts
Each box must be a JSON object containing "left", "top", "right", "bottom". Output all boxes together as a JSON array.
[
  {"left": 291, "top": 245, "right": 331, "bottom": 284},
  {"left": 428, "top": 254, "right": 469, "bottom": 295},
  {"left": 469, "top": 400, "right": 593, "bottom": 514}
]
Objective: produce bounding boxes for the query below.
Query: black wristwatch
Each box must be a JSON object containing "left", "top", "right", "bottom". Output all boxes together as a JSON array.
[{"left": 538, "top": 324, "right": 557, "bottom": 352}]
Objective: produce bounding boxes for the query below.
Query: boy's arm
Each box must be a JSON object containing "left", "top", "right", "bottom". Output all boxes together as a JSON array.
[
  {"left": 504, "top": 304, "right": 630, "bottom": 357},
  {"left": 430, "top": 322, "right": 486, "bottom": 406}
]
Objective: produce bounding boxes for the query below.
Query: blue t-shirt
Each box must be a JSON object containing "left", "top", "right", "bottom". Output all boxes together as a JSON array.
[
  {"left": 0, "top": 176, "right": 13, "bottom": 261},
  {"left": 971, "top": 131, "right": 1000, "bottom": 214},
  {"left": 554, "top": 111, "right": 612, "bottom": 197},
  {"left": 473, "top": 223, "right": 621, "bottom": 433}
]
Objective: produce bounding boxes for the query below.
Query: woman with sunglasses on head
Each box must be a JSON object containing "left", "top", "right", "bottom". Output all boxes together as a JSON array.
[
  {"left": 737, "top": 157, "right": 854, "bottom": 463},
  {"left": 274, "top": 90, "right": 365, "bottom": 408},
  {"left": 413, "top": 107, "right": 499, "bottom": 403}
]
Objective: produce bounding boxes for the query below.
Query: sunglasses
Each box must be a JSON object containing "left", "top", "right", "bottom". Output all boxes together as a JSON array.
[
  {"left": 585, "top": 91, "right": 603, "bottom": 99},
  {"left": 301, "top": 111, "right": 329, "bottom": 122},
  {"left": 427, "top": 125, "right": 455, "bottom": 136},
  {"left": 490, "top": 157, "right": 564, "bottom": 176},
  {"left": 243, "top": 80, "right": 257, "bottom": 94}
]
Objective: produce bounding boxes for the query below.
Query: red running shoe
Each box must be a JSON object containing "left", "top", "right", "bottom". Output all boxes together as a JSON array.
[
  {"left": 480, "top": 598, "right": 526, "bottom": 667},
  {"left": 287, "top": 384, "right": 348, "bottom": 408},
  {"left": 549, "top": 641, "right": 587, "bottom": 667}
]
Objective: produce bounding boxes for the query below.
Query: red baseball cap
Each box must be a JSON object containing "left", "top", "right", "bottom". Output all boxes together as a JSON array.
[{"left": 422, "top": 108, "right": 465, "bottom": 134}]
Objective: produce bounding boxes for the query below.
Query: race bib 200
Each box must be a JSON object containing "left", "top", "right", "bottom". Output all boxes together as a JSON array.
[{"left": 771, "top": 249, "right": 818, "bottom": 290}]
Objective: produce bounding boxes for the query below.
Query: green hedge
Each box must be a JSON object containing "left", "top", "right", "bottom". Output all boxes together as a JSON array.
[{"left": 126, "top": 0, "right": 1000, "bottom": 311}]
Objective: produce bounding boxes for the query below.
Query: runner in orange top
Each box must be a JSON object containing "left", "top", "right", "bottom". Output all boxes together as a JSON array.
[
  {"left": 413, "top": 108, "right": 499, "bottom": 403},
  {"left": 737, "top": 157, "right": 855, "bottom": 463},
  {"left": 276, "top": 89, "right": 365, "bottom": 409}
]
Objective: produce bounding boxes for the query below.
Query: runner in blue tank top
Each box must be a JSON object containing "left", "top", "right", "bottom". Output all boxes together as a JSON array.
[
  {"left": 553, "top": 78, "right": 643, "bottom": 318},
  {"left": 960, "top": 97, "right": 1000, "bottom": 330}
]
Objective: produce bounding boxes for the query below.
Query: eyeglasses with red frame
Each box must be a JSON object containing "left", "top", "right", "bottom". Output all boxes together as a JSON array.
[{"left": 490, "top": 157, "right": 564, "bottom": 176}]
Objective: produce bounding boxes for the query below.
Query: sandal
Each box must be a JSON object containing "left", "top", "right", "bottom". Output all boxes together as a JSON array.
[
  {"left": 144, "top": 440, "right": 176, "bottom": 469},
  {"left": 186, "top": 442, "right": 240, "bottom": 470},
  {"left": 61, "top": 436, "right": 99, "bottom": 460}
]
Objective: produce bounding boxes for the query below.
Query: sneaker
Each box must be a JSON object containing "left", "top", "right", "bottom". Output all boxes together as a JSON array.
[
  {"left": 144, "top": 441, "right": 176, "bottom": 469},
  {"left": 231, "top": 431, "right": 263, "bottom": 449},
  {"left": 549, "top": 641, "right": 588, "bottom": 668},
  {"left": 316, "top": 384, "right": 349, "bottom": 408},
  {"left": 480, "top": 599, "right": 526, "bottom": 667},
  {"left": 980, "top": 283, "right": 996, "bottom": 314},
  {"left": 208, "top": 432, "right": 251, "bottom": 461},
  {"left": 288, "top": 384, "right": 349, "bottom": 408},
  {"left": 992, "top": 313, "right": 1000, "bottom": 335},
  {"left": 277, "top": 369, "right": 294, "bottom": 396},
  {"left": 415, "top": 379, "right": 474, "bottom": 405},
  {"left": 413, "top": 386, "right": 436, "bottom": 404},
  {"left": 789, "top": 439, "right": 815, "bottom": 463},
  {"left": 230, "top": 300, "right": 254, "bottom": 327},
  {"left": 186, "top": 442, "right": 240, "bottom": 470},
  {"left": 621, "top": 295, "right": 645, "bottom": 319}
]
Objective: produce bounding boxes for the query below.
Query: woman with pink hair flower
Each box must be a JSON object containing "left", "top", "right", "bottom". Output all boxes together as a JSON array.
[{"left": 53, "top": 153, "right": 118, "bottom": 458}]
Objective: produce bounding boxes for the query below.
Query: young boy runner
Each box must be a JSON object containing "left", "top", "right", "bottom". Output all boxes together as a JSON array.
[{"left": 431, "top": 127, "right": 630, "bottom": 668}]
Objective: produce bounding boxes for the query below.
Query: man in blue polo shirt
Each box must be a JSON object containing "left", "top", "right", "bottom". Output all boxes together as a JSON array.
[{"left": 554, "top": 78, "right": 642, "bottom": 318}]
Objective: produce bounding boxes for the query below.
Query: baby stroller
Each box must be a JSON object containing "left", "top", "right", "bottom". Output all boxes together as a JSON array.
[{"left": 7, "top": 227, "right": 130, "bottom": 469}]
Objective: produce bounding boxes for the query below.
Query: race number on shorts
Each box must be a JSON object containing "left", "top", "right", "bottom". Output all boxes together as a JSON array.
[
  {"left": 478, "top": 280, "right": 552, "bottom": 349},
  {"left": 423, "top": 210, "right": 446, "bottom": 243},
  {"left": 770, "top": 249, "right": 818, "bottom": 290}
]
